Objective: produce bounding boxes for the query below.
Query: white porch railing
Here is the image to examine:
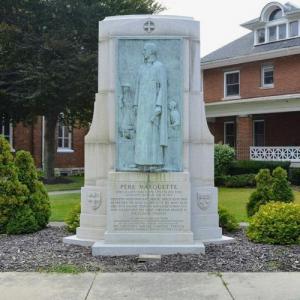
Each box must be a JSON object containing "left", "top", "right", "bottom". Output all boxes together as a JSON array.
[{"left": 250, "top": 146, "right": 300, "bottom": 162}]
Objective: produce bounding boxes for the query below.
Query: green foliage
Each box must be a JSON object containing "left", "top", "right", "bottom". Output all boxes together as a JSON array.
[
  {"left": 228, "top": 160, "right": 290, "bottom": 176},
  {"left": 289, "top": 168, "right": 300, "bottom": 186},
  {"left": 0, "top": 0, "right": 164, "bottom": 179},
  {"left": 0, "top": 136, "right": 29, "bottom": 233},
  {"left": 0, "top": 137, "right": 50, "bottom": 234},
  {"left": 214, "top": 144, "right": 235, "bottom": 177},
  {"left": 65, "top": 204, "right": 81, "bottom": 233},
  {"left": 247, "top": 202, "right": 300, "bottom": 245},
  {"left": 216, "top": 174, "right": 256, "bottom": 188},
  {"left": 43, "top": 264, "right": 85, "bottom": 274},
  {"left": 6, "top": 206, "right": 39, "bottom": 235},
  {"left": 247, "top": 169, "right": 274, "bottom": 217},
  {"left": 218, "top": 206, "right": 239, "bottom": 232},
  {"left": 272, "top": 167, "right": 294, "bottom": 203},
  {"left": 247, "top": 167, "right": 295, "bottom": 217}
]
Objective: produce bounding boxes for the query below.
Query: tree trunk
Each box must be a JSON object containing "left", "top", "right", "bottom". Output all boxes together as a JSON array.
[{"left": 44, "top": 115, "right": 58, "bottom": 180}]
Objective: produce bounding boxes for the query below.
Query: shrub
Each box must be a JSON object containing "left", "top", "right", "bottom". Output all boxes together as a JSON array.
[
  {"left": 216, "top": 174, "right": 256, "bottom": 188},
  {"left": 0, "top": 136, "right": 28, "bottom": 233},
  {"left": 290, "top": 168, "right": 300, "bottom": 186},
  {"left": 65, "top": 204, "right": 81, "bottom": 233},
  {"left": 218, "top": 206, "right": 239, "bottom": 232},
  {"left": 247, "top": 169, "right": 273, "bottom": 217},
  {"left": 247, "top": 202, "right": 300, "bottom": 245},
  {"left": 6, "top": 206, "right": 39, "bottom": 235},
  {"left": 228, "top": 160, "right": 290, "bottom": 176},
  {"left": 0, "top": 138, "right": 50, "bottom": 234},
  {"left": 214, "top": 144, "right": 235, "bottom": 177},
  {"left": 272, "top": 167, "right": 294, "bottom": 203},
  {"left": 15, "top": 151, "right": 51, "bottom": 230}
]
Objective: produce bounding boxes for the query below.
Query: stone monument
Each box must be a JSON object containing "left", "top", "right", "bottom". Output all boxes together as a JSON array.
[{"left": 64, "top": 15, "right": 233, "bottom": 255}]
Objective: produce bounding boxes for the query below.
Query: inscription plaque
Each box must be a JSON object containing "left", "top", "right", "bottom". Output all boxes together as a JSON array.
[{"left": 107, "top": 173, "right": 191, "bottom": 233}]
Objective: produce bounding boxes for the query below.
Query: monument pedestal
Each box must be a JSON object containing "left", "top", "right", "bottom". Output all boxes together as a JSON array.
[{"left": 91, "top": 171, "right": 205, "bottom": 255}]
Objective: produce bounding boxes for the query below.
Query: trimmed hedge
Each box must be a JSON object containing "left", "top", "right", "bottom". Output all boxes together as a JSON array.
[
  {"left": 215, "top": 174, "right": 256, "bottom": 188},
  {"left": 214, "top": 144, "right": 235, "bottom": 177},
  {"left": 228, "top": 160, "right": 290, "bottom": 176},
  {"left": 247, "top": 202, "right": 300, "bottom": 245},
  {"left": 219, "top": 206, "right": 239, "bottom": 232},
  {"left": 290, "top": 168, "right": 300, "bottom": 186}
]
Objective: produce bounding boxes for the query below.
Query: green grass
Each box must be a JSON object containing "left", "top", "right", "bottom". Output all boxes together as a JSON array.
[
  {"left": 45, "top": 176, "right": 84, "bottom": 192},
  {"left": 49, "top": 187, "right": 300, "bottom": 223},
  {"left": 219, "top": 187, "right": 300, "bottom": 222},
  {"left": 50, "top": 193, "right": 80, "bottom": 221}
]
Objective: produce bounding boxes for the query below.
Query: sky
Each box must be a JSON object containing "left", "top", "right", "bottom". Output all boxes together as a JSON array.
[{"left": 158, "top": 0, "right": 300, "bottom": 56}]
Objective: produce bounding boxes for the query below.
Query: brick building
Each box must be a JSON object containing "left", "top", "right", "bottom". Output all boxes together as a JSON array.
[
  {"left": 0, "top": 116, "right": 86, "bottom": 174},
  {"left": 202, "top": 1, "right": 300, "bottom": 165}
]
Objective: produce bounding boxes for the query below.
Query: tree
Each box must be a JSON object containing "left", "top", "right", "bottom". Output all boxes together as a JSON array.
[{"left": 0, "top": 0, "right": 163, "bottom": 179}]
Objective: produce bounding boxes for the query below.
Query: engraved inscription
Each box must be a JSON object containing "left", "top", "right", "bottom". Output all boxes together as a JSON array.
[{"left": 109, "top": 182, "right": 189, "bottom": 232}]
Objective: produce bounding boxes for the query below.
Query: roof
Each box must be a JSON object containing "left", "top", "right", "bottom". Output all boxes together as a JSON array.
[{"left": 201, "top": 33, "right": 300, "bottom": 64}]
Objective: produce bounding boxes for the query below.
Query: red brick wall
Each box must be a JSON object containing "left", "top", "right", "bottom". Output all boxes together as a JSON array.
[
  {"left": 236, "top": 116, "right": 253, "bottom": 160},
  {"left": 203, "top": 54, "right": 300, "bottom": 102},
  {"left": 13, "top": 119, "right": 87, "bottom": 169}
]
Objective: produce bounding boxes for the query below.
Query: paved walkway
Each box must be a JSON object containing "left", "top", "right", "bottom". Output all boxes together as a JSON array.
[
  {"left": 48, "top": 190, "right": 80, "bottom": 195},
  {"left": 0, "top": 272, "right": 299, "bottom": 300}
]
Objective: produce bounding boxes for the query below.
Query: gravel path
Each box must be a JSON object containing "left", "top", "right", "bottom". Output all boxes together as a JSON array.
[{"left": 0, "top": 226, "right": 299, "bottom": 272}]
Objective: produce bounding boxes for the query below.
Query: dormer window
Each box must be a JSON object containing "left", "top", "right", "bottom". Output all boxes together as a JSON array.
[
  {"left": 257, "top": 28, "right": 265, "bottom": 43},
  {"left": 289, "top": 21, "right": 299, "bottom": 37},
  {"left": 269, "top": 8, "right": 283, "bottom": 21}
]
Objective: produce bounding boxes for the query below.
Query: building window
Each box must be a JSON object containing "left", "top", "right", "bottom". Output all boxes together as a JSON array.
[
  {"left": 224, "top": 121, "right": 236, "bottom": 148},
  {"left": 268, "top": 26, "right": 277, "bottom": 42},
  {"left": 253, "top": 120, "right": 265, "bottom": 146},
  {"left": 269, "top": 8, "right": 283, "bottom": 21},
  {"left": 0, "top": 118, "right": 13, "bottom": 147},
  {"left": 57, "top": 120, "right": 72, "bottom": 152},
  {"left": 257, "top": 28, "right": 265, "bottom": 44},
  {"left": 261, "top": 64, "right": 274, "bottom": 87},
  {"left": 289, "top": 21, "right": 299, "bottom": 37},
  {"left": 278, "top": 23, "right": 287, "bottom": 39},
  {"left": 224, "top": 71, "right": 240, "bottom": 98}
]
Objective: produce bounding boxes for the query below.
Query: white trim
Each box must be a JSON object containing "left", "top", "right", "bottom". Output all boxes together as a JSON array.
[
  {"left": 57, "top": 148, "right": 74, "bottom": 153},
  {"left": 253, "top": 119, "right": 265, "bottom": 146},
  {"left": 261, "top": 64, "right": 274, "bottom": 88},
  {"left": 205, "top": 93, "right": 300, "bottom": 117},
  {"left": 224, "top": 70, "right": 240, "bottom": 98},
  {"left": 201, "top": 45, "right": 300, "bottom": 70}
]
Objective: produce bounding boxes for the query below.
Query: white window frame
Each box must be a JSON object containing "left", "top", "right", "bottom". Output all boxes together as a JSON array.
[
  {"left": 255, "top": 18, "right": 300, "bottom": 46},
  {"left": 261, "top": 64, "right": 274, "bottom": 88},
  {"left": 224, "top": 121, "right": 236, "bottom": 148},
  {"left": 1, "top": 119, "right": 14, "bottom": 150},
  {"left": 57, "top": 120, "right": 73, "bottom": 153},
  {"left": 224, "top": 70, "right": 240, "bottom": 99},
  {"left": 253, "top": 120, "right": 265, "bottom": 147}
]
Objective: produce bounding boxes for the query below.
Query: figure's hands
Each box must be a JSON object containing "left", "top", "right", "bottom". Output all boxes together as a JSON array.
[{"left": 151, "top": 106, "right": 162, "bottom": 123}]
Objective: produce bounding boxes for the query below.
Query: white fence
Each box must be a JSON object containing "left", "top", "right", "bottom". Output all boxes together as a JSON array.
[{"left": 250, "top": 146, "right": 300, "bottom": 162}]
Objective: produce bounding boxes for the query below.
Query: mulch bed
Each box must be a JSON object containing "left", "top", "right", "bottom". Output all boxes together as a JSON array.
[{"left": 0, "top": 226, "right": 299, "bottom": 272}]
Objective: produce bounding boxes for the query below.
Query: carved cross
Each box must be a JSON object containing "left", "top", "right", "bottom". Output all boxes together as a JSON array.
[{"left": 143, "top": 21, "right": 155, "bottom": 33}]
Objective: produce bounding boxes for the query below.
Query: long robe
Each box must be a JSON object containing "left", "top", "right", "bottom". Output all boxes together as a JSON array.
[{"left": 134, "top": 60, "right": 168, "bottom": 166}]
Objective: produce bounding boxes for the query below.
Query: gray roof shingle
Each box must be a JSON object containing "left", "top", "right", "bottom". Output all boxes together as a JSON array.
[{"left": 201, "top": 33, "right": 300, "bottom": 64}]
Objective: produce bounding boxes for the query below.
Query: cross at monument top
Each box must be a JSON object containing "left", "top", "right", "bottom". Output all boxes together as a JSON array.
[{"left": 143, "top": 20, "right": 155, "bottom": 33}]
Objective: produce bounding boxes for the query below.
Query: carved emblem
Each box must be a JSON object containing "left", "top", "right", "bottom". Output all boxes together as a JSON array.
[
  {"left": 87, "top": 191, "right": 102, "bottom": 211},
  {"left": 143, "top": 20, "right": 155, "bottom": 33},
  {"left": 196, "top": 193, "right": 210, "bottom": 210}
]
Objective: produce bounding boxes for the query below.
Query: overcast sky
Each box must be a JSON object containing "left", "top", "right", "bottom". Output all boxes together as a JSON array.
[{"left": 159, "top": 0, "right": 300, "bottom": 57}]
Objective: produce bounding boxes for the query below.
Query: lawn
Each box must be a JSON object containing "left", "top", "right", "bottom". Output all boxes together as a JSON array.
[
  {"left": 45, "top": 176, "right": 84, "bottom": 192},
  {"left": 49, "top": 187, "right": 300, "bottom": 222},
  {"left": 219, "top": 187, "right": 300, "bottom": 222},
  {"left": 50, "top": 193, "right": 80, "bottom": 221}
]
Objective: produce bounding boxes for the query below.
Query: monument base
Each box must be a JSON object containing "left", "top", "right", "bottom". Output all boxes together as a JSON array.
[{"left": 92, "top": 240, "right": 205, "bottom": 256}]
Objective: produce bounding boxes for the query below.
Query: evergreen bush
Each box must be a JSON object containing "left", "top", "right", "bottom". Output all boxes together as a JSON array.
[
  {"left": 65, "top": 204, "right": 81, "bottom": 233},
  {"left": 214, "top": 144, "right": 235, "bottom": 177},
  {"left": 272, "top": 167, "right": 294, "bottom": 203},
  {"left": 218, "top": 206, "right": 239, "bottom": 232},
  {"left": 247, "top": 202, "right": 300, "bottom": 245}
]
